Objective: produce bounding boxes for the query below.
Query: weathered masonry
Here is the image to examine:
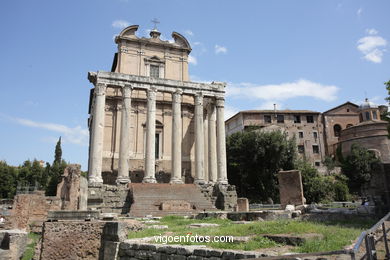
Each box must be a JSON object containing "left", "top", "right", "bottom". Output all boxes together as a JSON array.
[{"left": 87, "top": 25, "right": 229, "bottom": 186}]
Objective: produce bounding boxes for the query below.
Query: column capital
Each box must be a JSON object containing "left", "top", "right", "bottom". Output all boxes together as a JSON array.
[
  {"left": 122, "top": 85, "right": 132, "bottom": 98},
  {"left": 95, "top": 83, "right": 107, "bottom": 96},
  {"left": 195, "top": 92, "right": 204, "bottom": 106},
  {"left": 216, "top": 97, "right": 225, "bottom": 108},
  {"left": 147, "top": 87, "right": 157, "bottom": 100},
  {"left": 172, "top": 89, "right": 183, "bottom": 104}
]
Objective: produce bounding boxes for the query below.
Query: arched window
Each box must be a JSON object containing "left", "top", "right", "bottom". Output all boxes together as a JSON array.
[{"left": 333, "top": 124, "right": 342, "bottom": 137}]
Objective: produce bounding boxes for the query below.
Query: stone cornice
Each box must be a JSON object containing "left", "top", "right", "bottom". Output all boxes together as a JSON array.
[{"left": 88, "top": 71, "right": 225, "bottom": 98}]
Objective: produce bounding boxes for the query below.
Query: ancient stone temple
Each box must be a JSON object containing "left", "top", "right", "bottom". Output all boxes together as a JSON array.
[{"left": 86, "top": 25, "right": 237, "bottom": 214}]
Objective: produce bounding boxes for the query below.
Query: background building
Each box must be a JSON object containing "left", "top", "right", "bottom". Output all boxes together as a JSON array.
[{"left": 225, "top": 109, "right": 325, "bottom": 167}]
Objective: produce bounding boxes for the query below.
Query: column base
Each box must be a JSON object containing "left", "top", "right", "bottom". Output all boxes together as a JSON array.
[
  {"left": 88, "top": 176, "right": 103, "bottom": 185},
  {"left": 217, "top": 179, "right": 228, "bottom": 185},
  {"left": 170, "top": 178, "right": 184, "bottom": 184},
  {"left": 116, "top": 177, "right": 131, "bottom": 185},
  {"left": 142, "top": 177, "right": 157, "bottom": 183},
  {"left": 194, "top": 179, "right": 206, "bottom": 185}
]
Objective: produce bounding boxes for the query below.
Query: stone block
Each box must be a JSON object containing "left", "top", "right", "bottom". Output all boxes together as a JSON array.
[
  {"left": 176, "top": 246, "right": 194, "bottom": 255},
  {"left": 208, "top": 249, "right": 223, "bottom": 257},
  {"left": 236, "top": 198, "right": 249, "bottom": 212},
  {"left": 103, "top": 222, "right": 128, "bottom": 242},
  {"left": 193, "top": 248, "right": 208, "bottom": 257},
  {"left": 221, "top": 251, "right": 236, "bottom": 259},
  {"left": 161, "top": 200, "right": 192, "bottom": 211},
  {"left": 278, "top": 170, "right": 305, "bottom": 207}
]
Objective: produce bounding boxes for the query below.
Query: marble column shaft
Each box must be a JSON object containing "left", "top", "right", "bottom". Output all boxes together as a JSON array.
[
  {"left": 143, "top": 87, "right": 157, "bottom": 183},
  {"left": 194, "top": 93, "right": 205, "bottom": 183},
  {"left": 216, "top": 97, "right": 228, "bottom": 184},
  {"left": 208, "top": 103, "right": 218, "bottom": 183},
  {"left": 117, "top": 85, "right": 132, "bottom": 184},
  {"left": 170, "top": 90, "right": 183, "bottom": 184},
  {"left": 88, "top": 83, "right": 106, "bottom": 184}
]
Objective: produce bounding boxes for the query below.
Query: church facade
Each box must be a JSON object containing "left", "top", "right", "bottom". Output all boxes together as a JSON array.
[{"left": 87, "top": 25, "right": 229, "bottom": 185}]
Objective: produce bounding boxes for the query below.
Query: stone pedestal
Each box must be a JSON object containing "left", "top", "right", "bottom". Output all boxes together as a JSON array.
[{"left": 236, "top": 198, "right": 249, "bottom": 212}]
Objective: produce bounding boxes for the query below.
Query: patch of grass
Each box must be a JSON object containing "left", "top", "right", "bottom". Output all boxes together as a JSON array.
[
  {"left": 21, "top": 233, "right": 40, "bottom": 260},
  {"left": 129, "top": 216, "right": 372, "bottom": 252}
]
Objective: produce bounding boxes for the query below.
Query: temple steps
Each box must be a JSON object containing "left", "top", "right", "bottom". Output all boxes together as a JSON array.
[{"left": 128, "top": 183, "right": 215, "bottom": 217}]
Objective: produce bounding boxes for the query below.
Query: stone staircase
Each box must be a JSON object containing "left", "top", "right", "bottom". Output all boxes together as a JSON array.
[{"left": 128, "top": 183, "right": 216, "bottom": 217}]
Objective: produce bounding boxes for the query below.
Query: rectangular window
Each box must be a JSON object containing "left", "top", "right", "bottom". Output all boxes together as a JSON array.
[
  {"left": 298, "top": 132, "right": 304, "bottom": 138},
  {"left": 277, "top": 115, "right": 284, "bottom": 123},
  {"left": 155, "top": 133, "right": 160, "bottom": 159},
  {"left": 264, "top": 115, "right": 272, "bottom": 123},
  {"left": 150, "top": 65, "right": 160, "bottom": 78},
  {"left": 294, "top": 115, "right": 301, "bottom": 123},
  {"left": 373, "top": 111, "right": 378, "bottom": 120},
  {"left": 313, "top": 145, "right": 319, "bottom": 154},
  {"left": 298, "top": 145, "right": 305, "bottom": 153},
  {"left": 315, "top": 161, "right": 321, "bottom": 167},
  {"left": 306, "top": 115, "right": 314, "bottom": 123},
  {"left": 313, "top": 132, "right": 318, "bottom": 139}
]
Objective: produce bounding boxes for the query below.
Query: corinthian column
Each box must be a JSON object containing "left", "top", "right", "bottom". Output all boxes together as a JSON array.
[
  {"left": 208, "top": 102, "right": 218, "bottom": 183},
  {"left": 216, "top": 97, "right": 228, "bottom": 184},
  {"left": 143, "top": 87, "right": 157, "bottom": 183},
  {"left": 88, "top": 83, "right": 106, "bottom": 184},
  {"left": 194, "top": 92, "right": 205, "bottom": 184},
  {"left": 170, "top": 89, "right": 183, "bottom": 184},
  {"left": 117, "top": 85, "right": 132, "bottom": 184}
]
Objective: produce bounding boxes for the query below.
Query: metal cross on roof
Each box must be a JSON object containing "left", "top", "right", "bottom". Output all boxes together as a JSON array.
[{"left": 151, "top": 18, "right": 160, "bottom": 30}]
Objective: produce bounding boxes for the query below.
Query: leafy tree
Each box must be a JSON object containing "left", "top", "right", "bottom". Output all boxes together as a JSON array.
[
  {"left": 341, "top": 143, "right": 379, "bottom": 194},
  {"left": 0, "top": 161, "right": 17, "bottom": 198},
  {"left": 227, "top": 130, "right": 296, "bottom": 202},
  {"left": 381, "top": 80, "right": 390, "bottom": 138}
]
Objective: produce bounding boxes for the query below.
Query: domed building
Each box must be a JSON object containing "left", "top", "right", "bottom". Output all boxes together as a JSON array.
[{"left": 338, "top": 99, "right": 390, "bottom": 163}]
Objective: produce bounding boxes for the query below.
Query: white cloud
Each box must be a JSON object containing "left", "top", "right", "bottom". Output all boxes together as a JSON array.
[
  {"left": 13, "top": 117, "right": 88, "bottom": 145},
  {"left": 215, "top": 45, "right": 227, "bottom": 54},
  {"left": 112, "top": 20, "right": 130, "bottom": 29},
  {"left": 366, "top": 28, "right": 378, "bottom": 35},
  {"left": 226, "top": 79, "right": 339, "bottom": 102},
  {"left": 188, "top": 55, "right": 197, "bottom": 65},
  {"left": 357, "top": 29, "right": 387, "bottom": 63},
  {"left": 357, "top": 8, "right": 363, "bottom": 17},
  {"left": 185, "top": 30, "right": 194, "bottom": 37}
]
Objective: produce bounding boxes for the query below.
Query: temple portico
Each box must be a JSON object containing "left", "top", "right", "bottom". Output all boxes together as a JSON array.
[{"left": 87, "top": 72, "right": 228, "bottom": 185}]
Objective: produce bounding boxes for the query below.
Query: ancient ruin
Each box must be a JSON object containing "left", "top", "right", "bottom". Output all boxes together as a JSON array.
[{"left": 85, "top": 25, "right": 237, "bottom": 215}]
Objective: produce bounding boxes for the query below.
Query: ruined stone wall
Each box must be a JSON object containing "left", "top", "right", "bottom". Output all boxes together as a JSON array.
[
  {"left": 0, "top": 229, "right": 27, "bottom": 260},
  {"left": 57, "top": 164, "right": 88, "bottom": 210},
  {"left": 10, "top": 191, "right": 60, "bottom": 231},
  {"left": 117, "top": 242, "right": 269, "bottom": 260},
  {"left": 198, "top": 183, "right": 237, "bottom": 211},
  {"left": 39, "top": 221, "right": 105, "bottom": 260}
]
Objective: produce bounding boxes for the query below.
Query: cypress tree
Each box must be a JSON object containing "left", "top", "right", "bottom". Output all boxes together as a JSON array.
[{"left": 54, "top": 137, "right": 62, "bottom": 165}]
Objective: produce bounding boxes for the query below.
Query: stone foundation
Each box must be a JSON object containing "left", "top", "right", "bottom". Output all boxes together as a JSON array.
[{"left": 87, "top": 184, "right": 132, "bottom": 214}]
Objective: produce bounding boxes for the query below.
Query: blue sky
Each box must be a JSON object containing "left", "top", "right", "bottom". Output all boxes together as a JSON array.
[{"left": 0, "top": 0, "right": 389, "bottom": 170}]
